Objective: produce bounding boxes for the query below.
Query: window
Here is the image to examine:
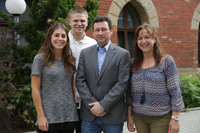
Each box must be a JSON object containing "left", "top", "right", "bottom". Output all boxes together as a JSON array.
[{"left": 117, "top": 3, "right": 141, "bottom": 58}]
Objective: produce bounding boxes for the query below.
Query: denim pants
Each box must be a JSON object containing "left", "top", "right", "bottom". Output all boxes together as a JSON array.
[{"left": 81, "top": 117, "right": 124, "bottom": 133}]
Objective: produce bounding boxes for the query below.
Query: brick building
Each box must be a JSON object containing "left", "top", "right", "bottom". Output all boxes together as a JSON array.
[
  {"left": 1, "top": 0, "right": 200, "bottom": 74},
  {"left": 76, "top": 0, "right": 200, "bottom": 75}
]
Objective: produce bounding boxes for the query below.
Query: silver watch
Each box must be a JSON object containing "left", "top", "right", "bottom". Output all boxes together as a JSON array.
[{"left": 171, "top": 115, "right": 179, "bottom": 121}]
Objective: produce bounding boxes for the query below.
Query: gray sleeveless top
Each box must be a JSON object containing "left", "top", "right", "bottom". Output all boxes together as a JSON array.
[{"left": 31, "top": 53, "right": 79, "bottom": 125}]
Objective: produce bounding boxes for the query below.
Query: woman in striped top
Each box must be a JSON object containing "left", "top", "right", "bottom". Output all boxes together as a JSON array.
[{"left": 126, "top": 23, "right": 184, "bottom": 133}]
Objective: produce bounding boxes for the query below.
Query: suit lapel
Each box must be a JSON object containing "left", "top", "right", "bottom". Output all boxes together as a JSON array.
[
  {"left": 98, "top": 43, "right": 116, "bottom": 81},
  {"left": 90, "top": 45, "right": 98, "bottom": 78}
]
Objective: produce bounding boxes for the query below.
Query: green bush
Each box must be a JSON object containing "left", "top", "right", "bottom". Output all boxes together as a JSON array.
[
  {"left": 180, "top": 75, "right": 200, "bottom": 108},
  {"left": 0, "top": 23, "right": 36, "bottom": 131}
]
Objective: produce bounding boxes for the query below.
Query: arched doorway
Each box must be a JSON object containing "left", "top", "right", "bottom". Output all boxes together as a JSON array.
[{"left": 117, "top": 3, "right": 141, "bottom": 58}]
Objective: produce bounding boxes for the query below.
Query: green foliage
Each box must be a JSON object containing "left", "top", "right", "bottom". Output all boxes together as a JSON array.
[
  {"left": 18, "top": 84, "right": 37, "bottom": 128},
  {"left": 0, "top": 24, "right": 24, "bottom": 92},
  {"left": 0, "top": 10, "right": 15, "bottom": 27},
  {"left": 180, "top": 75, "right": 200, "bottom": 108},
  {"left": 54, "top": 17, "right": 71, "bottom": 30},
  {"left": 84, "top": 0, "right": 99, "bottom": 31},
  {"left": 0, "top": 23, "right": 29, "bottom": 131}
]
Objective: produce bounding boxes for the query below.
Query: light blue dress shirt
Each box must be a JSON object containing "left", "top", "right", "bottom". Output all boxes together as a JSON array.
[
  {"left": 97, "top": 41, "right": 111, "bottom": 111},
  {"left": 97, "top": 41, "right": 111, "bottom": 75}
]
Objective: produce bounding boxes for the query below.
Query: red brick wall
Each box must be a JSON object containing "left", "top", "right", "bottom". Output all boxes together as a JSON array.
[
  {"left": 76, "top": 0, "right": 199, "bottom": 68},
  {"left": 152, "top": 0, "right": 199, "bottom": 68}
]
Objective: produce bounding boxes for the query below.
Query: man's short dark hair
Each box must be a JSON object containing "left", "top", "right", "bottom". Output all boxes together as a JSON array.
[{"left": 92, "top": 15, "right": 112, "bottom": 31}]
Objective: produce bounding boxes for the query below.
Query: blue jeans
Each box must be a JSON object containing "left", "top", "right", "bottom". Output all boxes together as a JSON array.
[{"left": 81, "top": 117, "right": 124, "bottom": 133}]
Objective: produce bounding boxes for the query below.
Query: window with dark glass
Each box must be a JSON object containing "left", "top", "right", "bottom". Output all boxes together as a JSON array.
[{"left": 117, "top": 3, "right": 141, "bottom": 58}]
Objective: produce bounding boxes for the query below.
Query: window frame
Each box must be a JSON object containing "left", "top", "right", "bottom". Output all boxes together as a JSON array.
[{"left": 117, "top": 3, "right": 141, "bottom": 57}]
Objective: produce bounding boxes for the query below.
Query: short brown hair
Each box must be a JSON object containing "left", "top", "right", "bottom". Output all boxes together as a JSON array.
[
  {"left": 68, "top": 7, "right": 88, "bottom": 20},
  {"left": 92, "top": 15, "right": 112, "bottom": 31}
]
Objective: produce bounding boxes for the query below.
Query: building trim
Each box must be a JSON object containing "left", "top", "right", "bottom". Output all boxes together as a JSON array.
[
  {"left": 178, "top": 68, "right": 200, "bottom": 75},
  {"left": 191, "top": 3, "right": 200, "bottom": 30},
  {"left": 107, "top": 0, "right": 159, "bottom": 28}
]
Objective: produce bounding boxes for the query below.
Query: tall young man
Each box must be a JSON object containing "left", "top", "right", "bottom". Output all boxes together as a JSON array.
[
  {"left": 76, "top": 15, "right": 130, "bottom": 133},
  {"left": 68, "top": 7, "right": 97, "bottom": 133}
]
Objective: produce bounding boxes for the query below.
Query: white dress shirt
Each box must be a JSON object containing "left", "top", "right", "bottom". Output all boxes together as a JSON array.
[
  {"left": 69, "top": 31, "right": 97, "bottom": 108},
  {"left": 69, "top": 31, "right": 97, "bottom": 69}
]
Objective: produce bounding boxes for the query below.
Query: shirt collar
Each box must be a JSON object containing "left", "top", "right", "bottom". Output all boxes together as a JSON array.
[
  {"left": 97, "top": 41, "right": 111, "bottom": 51},
  {"left": 69, "top": 30, "right": 86, "bottom": 43}
]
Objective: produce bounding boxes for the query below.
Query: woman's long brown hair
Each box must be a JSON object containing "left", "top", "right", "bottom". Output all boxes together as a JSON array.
[
  {"left": 131, "top": 23, "right": 165, "bottom": 72},
  {"left": 38, "top": 23, "right": 75, "bottom": 74}
]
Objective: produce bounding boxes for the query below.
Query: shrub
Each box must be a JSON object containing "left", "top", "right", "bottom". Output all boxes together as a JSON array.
[
  {"left": 180, "top": 75, "right": 200, "bottom": 108},
  {"left": 0, "top": 23, "right": 36, "bottom": 132}
]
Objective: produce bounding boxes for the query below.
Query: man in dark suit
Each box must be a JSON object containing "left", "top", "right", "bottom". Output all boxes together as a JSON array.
[{"left": 76, "top": 15, "right": 130, "bottom": 133}]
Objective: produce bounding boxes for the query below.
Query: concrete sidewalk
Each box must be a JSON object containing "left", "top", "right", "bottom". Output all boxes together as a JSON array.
[{"left": 25, "top": 108, "right": 200, "bottom": 133}]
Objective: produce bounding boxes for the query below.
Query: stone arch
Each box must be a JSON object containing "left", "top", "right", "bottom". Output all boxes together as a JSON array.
[
  {"left": 191, "top": 3, "right": 200, "bottom": 30},
  {"left": 107, "top": 0, "right": 159, "bottom": 28}
]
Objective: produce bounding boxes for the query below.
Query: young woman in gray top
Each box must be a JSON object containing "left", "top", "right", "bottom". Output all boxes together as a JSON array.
[{"left": 31, "top": 23, "right": 79, "bottom": 133}]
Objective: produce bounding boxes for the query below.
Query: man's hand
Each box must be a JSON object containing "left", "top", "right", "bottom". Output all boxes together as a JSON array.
[
  {"left": 98, "top": 111, "right": 106, "bottom": 117},
  {"left": 89, "top": 102, "right": 106, "bottom": 117}
]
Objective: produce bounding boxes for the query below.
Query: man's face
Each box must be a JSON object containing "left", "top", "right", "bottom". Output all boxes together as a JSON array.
[
  {"left": 93, "top": 21, "right": 113, "bottom": 47},
  {"left": 69, "top": 13, "right": 88, "bottom": 35}
]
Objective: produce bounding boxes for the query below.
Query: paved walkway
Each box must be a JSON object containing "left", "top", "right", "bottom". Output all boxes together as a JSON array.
[{"left": 25, "top": 108, "right": 200, "bottom": 133}]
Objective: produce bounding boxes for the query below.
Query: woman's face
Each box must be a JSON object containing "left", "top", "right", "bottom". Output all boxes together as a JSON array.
[
  {"left": 51, "top": 28, "right": 67, "bottom": 51},
  {"left": 137, "top": 29, "right": 156, "bottom": 54}
]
